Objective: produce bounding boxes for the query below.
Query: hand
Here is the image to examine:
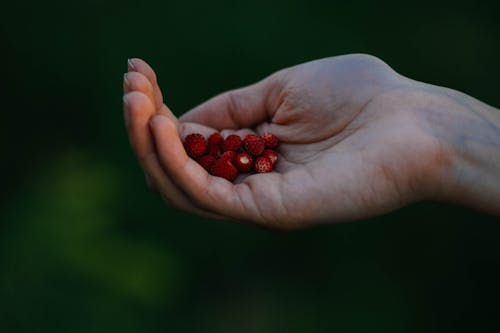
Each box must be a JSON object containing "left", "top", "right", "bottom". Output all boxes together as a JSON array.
[{"left": 123, "top": 54, "right": 499, "bottom": 229}]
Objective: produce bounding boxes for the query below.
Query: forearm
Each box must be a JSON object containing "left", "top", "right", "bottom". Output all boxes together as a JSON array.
[{"left": 429, "top": 87, "right": 500, "bottom": 215}]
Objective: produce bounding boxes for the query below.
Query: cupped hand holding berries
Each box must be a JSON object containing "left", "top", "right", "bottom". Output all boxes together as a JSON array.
[{"left": 123, "top": 55, "right": 500, "bottom": 229}]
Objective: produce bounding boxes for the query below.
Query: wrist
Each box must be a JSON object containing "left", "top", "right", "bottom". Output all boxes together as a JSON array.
[{"left": 421, "top": 86, "right": 500, "bottom": 215}]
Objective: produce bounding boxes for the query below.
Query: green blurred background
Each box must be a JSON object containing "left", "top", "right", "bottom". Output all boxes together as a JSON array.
[{"left": 1, "top": 0, "right": 500, "bottom": 332}]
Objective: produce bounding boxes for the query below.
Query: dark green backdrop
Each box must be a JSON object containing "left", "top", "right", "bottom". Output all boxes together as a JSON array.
[{"left": 1, "top": 0, "right": 499, "bottom": 332}]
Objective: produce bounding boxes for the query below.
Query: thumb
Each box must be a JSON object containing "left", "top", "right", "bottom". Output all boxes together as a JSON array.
[{"left": 179, "top": 72, "right": 283, "bottom": 130}]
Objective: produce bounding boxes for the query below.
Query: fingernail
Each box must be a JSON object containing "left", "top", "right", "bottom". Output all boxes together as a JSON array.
[
  {"left": 123, "top": 73, "right": 130, "bottom": 87},
  {"left": 127, "top": 58, "right": 135, "bottom": 71}
]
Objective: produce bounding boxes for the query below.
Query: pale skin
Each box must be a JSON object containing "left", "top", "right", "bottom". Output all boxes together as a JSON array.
[{"left": 123, "top": 54, "right": 500, "bottom": 230}]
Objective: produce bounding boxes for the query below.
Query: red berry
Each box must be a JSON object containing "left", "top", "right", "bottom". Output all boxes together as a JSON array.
[
  {"left": 222, "top": 134, "right": 242, "bottom": 151},
  {"left": 244, "top": 136, "right": 265, "bottom": 156},
  {"left": 196, "top": 155, "right": 216, "bottom": 171},
  {"left": 254, "top": 156, "right": 273, "bottom": 173},
  {"left": 183, "top": 133, "right": 207, "bottom": 158},
  {"left": 235, "top": 152, "right": 253, "bottom": 173},
  {"left": 207, "top": 143, "right": 221, "bottom": 157},
  {"left": 243, "top": 134, "right": 259, "bottom": 143},
  {"left": 210, "top": 158, "right": 238, "bottom": 181},
  {"left": 262, "top": 149, "right": 278, "bottom": 167},
  {"left": 261, "top": 133, "right": 279, "bottom": 149},
  {"left": 206, "top": 132, "right": 224, "bottom": 157},
  {"left": 220, "top": 150, "right": 236, "bottom": 162},
  {"left": 208, "top": 132, "right": 224, "bottom": 146}
]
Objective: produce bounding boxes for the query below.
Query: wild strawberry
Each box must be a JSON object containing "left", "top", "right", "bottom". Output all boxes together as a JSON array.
[
  {"left": 254, "top": 156, "right": 273, "bottom": 173},
  {"left": 205, "top": 132, "right": 223, "bottom": 157},
  {"left": 210, "top": 158, "right": 238, "bottom": 181},
  {"left": 220, "top": 150, "right": 236, "bottom": 162},
  {"left": 222, "top": 134, "right": 242, "bottom": 151},
  {"left": 183, "top": 133, "right": 207, "bottom": 158},
  {"left": 262, "top": 149, "right": 278, "bottom": 167},
  {"left": 207, "top": 143, "right": 221, "bottom": 157},
  {"left": 261, "top": 133, "right": 279, "bottom": 149},
  {"left": 196, "top": 155, "right": 216, "bottom": 171},
  {"left": 243, "top": 133, "right": 259, "bottom": 143},
  {"left": 235, "top": 152, "right": 253, "bottom": 173},
  {"left": 244, "top": 136, "right": 265, "bottom": 156},
  {"left": 208, "top": 132, "right": 224, "bottom": 146}
]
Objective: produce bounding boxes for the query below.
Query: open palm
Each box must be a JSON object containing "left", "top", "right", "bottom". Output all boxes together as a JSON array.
[{"left": 124, "top": 54, "right": 445, "bottom": 229}]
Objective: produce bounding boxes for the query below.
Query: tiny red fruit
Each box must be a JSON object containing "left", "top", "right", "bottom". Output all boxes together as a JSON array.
[
  {"left": 262, "top": 149, "right": 278, "bottom": 167},
  {"left": 207, "top": 143, "right": 221, "bottom": 157},
  {"left": 208, "top": 132, "right": 224, "bottom": 146},
  {"left": 183, "top": 133, "right": 207, "bottom": 158},
  {"left": 220, "top": 150, "right": 236, "bottom": 162},
  {"left": 243, "top": 134, "right": 259, "bottom": 143},
  {"left": 223, "top": 134, "right": 242, "bottom": 151},
  {"left": 254, "top": 156, "right": 273, "bottom": 173},
  {"left": 261, "top": 133, "right": 279, "bottom": 149},
  {"left": 187, "top": 131, "right": 280, "bottom": 181},
  {"left": 207, "top": 132, "right": 224, "bottom": 157},
  {"left": 244, "top": 136, "right": 265, "bottom": 156},
  {"left": 196, "top": 155, "right": 216, "bottom": 171},
  {"left": 235, "top": 152, "right": 253, "bottom": 173},
  {"left": 210, "top": 158, "right": 238, "bottom": 181}
]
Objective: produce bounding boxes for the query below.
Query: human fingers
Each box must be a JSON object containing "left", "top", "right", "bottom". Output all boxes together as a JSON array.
[
  {"left": 124, "top": 71, "right": 156, "bottom": 107},
  {"left": 123, "top": 70, "right": 161, "bottom": 192},
  {"left": 123, "top": 91, "right": 224, "bottom": 219},
  {"left": 149, "top": 114, "right": 258, "bottom": 221},
  {"left": 127, "top": 58, "right": 164, "bottom": 109},
  {"left": 179, "top": 72, "right": 283, "bottom": 130},
  {"left": 127, "top": 58, "right": 178, "bottom": 126}
]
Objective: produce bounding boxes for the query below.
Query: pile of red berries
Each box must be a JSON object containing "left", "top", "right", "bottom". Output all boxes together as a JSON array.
[{"left": 183, "top": 132, "right": 280, "bottom": 181}]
